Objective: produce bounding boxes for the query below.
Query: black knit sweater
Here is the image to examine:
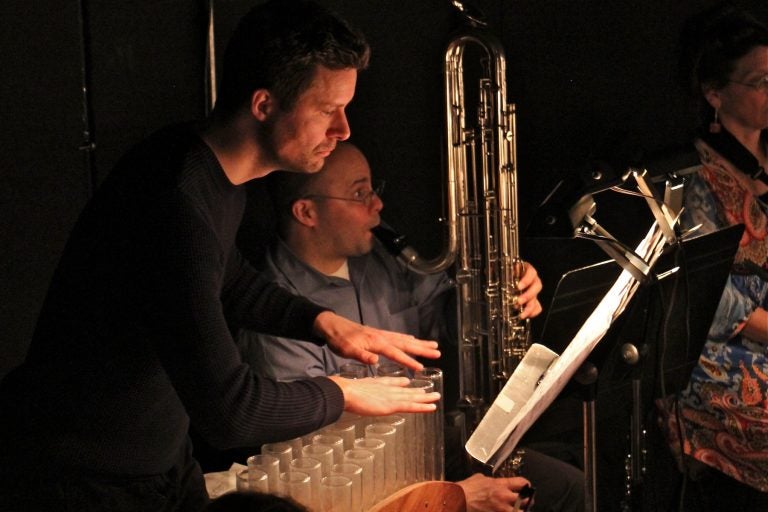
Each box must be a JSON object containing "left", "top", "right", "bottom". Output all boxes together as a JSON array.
[{"left": 0, "top": 125, "right": 343, "bottom": 475}]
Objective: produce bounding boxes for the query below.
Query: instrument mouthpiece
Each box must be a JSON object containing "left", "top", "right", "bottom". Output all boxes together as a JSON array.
[{"left": 372, "top": 225, "right": 410, "bottom": 256}]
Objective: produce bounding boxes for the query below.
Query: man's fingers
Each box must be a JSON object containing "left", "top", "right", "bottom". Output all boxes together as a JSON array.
[
  {"left": 364, "top": 333, "right": 438, "bottom": 371},
  {"left": 519, "top": 299, "right": 542, "bottom": 320},
  {"left": 505, "top": 477, "right": 531, "bottom": 491},
  {"left": 389, "top": 388, "right": 441, "bottom": 412},
  {"left": 517, "top": 279, "right": 542, "bottom": 304},
  {"left": 321, "top": 317, "right": 440, "bottom": 370},
  {"left": 343, "top": 346, "right": 378, "bottom": 365},
  {"left": 405, "top": 339, "right": 441, "bottom": 358},
  {"left": 330, "top": 376, "right": 441, "bottom": 416},
  {"left": 395, "top": 402, "right": 439, "bottom": 413},
  {"left": 389, "top": 335, "right": 440, "bottom": 358},
  {"left": 372, "top": 376, "right": 411, "bottom": 386},
  {"left": 379, "top": 350, "right": 423, "bottom": 372}
]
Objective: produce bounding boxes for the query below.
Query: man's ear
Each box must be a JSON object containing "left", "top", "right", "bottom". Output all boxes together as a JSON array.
[
  {"left": 250, "top": 89, "right": 275, "bottom": 122},
  {"left": 291, "top": 199, "right": 317, "bottom": 227}
]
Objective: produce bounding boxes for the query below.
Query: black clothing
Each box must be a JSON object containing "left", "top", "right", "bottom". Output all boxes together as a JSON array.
[{"left": 0, "top": 125, "right": 343, "bottom": 510}]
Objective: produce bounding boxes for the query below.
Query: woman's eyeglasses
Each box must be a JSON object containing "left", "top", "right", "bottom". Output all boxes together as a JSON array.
[{"left": 728, "top": 74, "right": 768, "bottom": 92}]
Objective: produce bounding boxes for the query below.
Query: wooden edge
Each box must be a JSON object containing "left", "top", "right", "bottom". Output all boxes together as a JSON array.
[{"left": 366, "top": 480, "right": 467, "bottom": 512}]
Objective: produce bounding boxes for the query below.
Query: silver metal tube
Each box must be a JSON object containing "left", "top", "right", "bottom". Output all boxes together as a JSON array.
[
  {"left": 372, "top": 3, "right": 532, "bottom": 476},
  {"left": 205, "top": 0, "right": 217, "bottom": 114}
]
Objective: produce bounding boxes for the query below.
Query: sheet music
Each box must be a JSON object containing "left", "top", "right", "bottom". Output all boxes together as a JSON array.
[{"left": 466, "top": 222, "right": 668, "bottom": 470}]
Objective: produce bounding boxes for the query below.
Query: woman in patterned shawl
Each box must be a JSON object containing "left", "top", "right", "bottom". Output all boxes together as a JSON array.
[{"left": 662, "top": 3, "right": 768, "bottom": 509}]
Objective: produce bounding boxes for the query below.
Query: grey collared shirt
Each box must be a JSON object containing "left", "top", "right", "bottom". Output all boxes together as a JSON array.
[{"left": 238, "top": 238, "right": 456, "bottom": 381}]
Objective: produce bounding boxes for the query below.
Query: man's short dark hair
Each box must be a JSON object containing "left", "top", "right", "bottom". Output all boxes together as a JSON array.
[
  {"left": 216, "top": 0, "right": 370, "bottom": 116},
  {"left": 265, "top": 169, "right": 321, "bottom": 234}
]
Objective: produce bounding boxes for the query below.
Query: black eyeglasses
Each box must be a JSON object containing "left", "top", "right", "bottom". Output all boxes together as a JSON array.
[
  {"left": 302, "top": 180, "right": 385, "bottom": 207},
  {"left": 728, "top": 74, "right": 768, "bottom": 92}
]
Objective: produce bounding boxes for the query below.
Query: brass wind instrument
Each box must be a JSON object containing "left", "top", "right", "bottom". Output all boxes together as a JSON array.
[{"left": 374, "top": 0, "right": 530, "bottom": 434}]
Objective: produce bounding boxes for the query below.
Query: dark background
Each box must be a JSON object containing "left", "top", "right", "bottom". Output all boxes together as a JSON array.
[{"left": 2, "top": 0, "right": 767, "bottom": 508}]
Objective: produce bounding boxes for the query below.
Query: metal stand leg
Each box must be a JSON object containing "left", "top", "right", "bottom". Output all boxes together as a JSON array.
[
  {"left": 621, "top": 342, "right": 646, "bottom": 511},
  {"left": 576, "top": 362, "right": 599, "bottom": 512}
]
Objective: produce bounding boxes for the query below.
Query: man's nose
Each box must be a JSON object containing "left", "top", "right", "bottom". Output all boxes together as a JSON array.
[
  {"left": 370, "top": 192, "right": 383, "bottom": 212},
  {"left": 329, "top": 109, "right": 351, "bottom": 141}
]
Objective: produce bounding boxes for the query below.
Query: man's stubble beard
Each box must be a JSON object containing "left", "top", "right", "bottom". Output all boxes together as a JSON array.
[{"left": 255, "top": 115, "right": 323, "bottom": 175}]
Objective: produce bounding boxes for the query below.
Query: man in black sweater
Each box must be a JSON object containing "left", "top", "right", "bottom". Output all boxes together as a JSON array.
[{"left": 0, "top": 2, "right": 439, "bottom": 511}]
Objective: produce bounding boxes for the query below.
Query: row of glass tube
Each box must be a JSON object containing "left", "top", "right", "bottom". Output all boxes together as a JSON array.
[{"left": 235, "top": 366, "right": 445, "bottom": 511}]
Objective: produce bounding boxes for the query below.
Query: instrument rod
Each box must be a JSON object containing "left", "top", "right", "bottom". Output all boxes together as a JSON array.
[
  {"left": 76, "top": 0, "right": 96, "bottom": 196},
  {"left": 205, "top": 0, "right": 217, "bottom": 114}
]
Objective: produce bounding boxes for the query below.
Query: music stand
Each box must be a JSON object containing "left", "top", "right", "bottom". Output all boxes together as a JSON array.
[
  {"left": 537, "top": 224, "right": 742, "bottom": 511},
  {"left": 539, "top": 259, "right": 622, "bottom": 355}
]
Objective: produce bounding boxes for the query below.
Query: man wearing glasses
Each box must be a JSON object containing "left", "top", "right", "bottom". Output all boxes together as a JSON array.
[
  {"left": 237, "top": 142, "right": 585, "bottom": 512},
  {"left": 240, "top": 141, "right": 466, "bottom": 380}
]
